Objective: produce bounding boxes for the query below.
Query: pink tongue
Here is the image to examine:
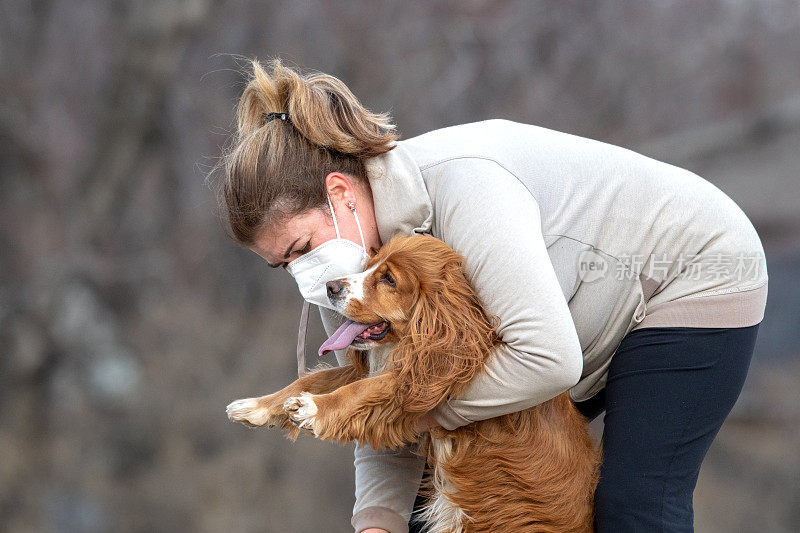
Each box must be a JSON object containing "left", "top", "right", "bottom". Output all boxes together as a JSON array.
[{"left": 318, "top": 319, "right": 372, "bottom": 356}]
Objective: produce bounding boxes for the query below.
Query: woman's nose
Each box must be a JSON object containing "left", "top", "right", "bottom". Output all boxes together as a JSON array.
[{"left": 326, "top": 279, "right": 344, "bottom": 299}]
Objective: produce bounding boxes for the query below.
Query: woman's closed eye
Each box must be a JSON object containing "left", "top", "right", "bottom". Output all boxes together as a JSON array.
[
  {"left": 284, "top": 240, "right": 312, "bottom": 266},
  {"left": 271, "top": 240, "right": 312, "bottom": 269}
]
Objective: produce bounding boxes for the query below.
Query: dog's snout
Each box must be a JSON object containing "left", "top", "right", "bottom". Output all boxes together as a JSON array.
[{"left": 326, "top": 279, "right": 345, "bottom": 299}]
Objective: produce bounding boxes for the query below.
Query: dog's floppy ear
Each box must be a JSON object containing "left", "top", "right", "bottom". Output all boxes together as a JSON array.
[{"left": 390, "top": 241, "right": 500, "bottom": 413}]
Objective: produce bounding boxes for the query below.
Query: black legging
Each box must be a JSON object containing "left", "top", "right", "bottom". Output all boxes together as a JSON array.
[{"left": 409, "top": 324, "right": 759, "bottom": 532}]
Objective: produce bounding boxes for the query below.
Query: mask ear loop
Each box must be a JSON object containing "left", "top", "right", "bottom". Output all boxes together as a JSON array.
[
  {"left": 327, "top": 195, "right": 342, "bottom": 239},
  {"left": 330, "top": 195, "right": 367, "bottom": 253},
  {"left": 349, "top": 202, "right": 367, "bottom": 252}
]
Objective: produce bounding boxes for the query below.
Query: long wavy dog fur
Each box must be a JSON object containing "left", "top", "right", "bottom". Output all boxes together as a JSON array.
[{"left": 227, "top": 234, "right": 600, "bottom": 532}]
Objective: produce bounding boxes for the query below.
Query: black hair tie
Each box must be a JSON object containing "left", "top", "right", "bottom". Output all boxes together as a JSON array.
[{"left": 263, "top": 112, "right": 290, "bottom": 124}]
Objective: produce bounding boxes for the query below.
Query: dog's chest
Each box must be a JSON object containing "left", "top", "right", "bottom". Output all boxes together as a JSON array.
[
  {"left": 417, "top": 435, "right": 468, "bottom": 533},
  {"left": 365, "top": 346, "right": 468, "bottom": 530}
]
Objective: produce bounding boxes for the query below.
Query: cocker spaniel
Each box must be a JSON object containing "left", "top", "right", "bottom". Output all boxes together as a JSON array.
[{"left": 227, "top": 234, "right": 599, "bottom": 532}]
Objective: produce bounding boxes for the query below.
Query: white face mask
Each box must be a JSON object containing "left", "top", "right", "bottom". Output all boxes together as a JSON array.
[{"left": 285, "top": 194, "right": 369, "bottom": 311}]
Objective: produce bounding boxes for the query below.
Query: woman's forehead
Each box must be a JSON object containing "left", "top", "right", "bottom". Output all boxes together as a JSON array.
[
  {"left": 252, "top": 209, "right": 325, "bottom": 261},
  {"left": 252, "top": 227, "right": 297, "bottom": 263}
]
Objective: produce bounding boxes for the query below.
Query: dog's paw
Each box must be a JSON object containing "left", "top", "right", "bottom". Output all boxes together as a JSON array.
[
  {"left": 226, "top": 397, "right": 275, "bottom": 427},
  {"left": 283, "top": 392, "right": 318, "bottom": 433}
]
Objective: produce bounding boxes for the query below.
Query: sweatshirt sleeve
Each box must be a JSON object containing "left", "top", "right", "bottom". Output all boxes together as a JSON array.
[
  {"left": 425, "top": 158, "right": 584, "bottom": 430},
  {"left": 319, "top": 307, "right": 426, "bottom": 533}
]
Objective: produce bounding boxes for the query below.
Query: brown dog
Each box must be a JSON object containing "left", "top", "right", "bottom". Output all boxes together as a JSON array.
[{"left": 227, "top": 234, "right": 599, "bottom": 532}]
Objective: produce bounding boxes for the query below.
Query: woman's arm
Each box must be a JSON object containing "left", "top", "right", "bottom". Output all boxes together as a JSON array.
[
  {"left": 316, "top": 155, "right": 584, "bottom": 528},
  {"left": 425, "top": 157, "right": 584, "bottom": 430}
]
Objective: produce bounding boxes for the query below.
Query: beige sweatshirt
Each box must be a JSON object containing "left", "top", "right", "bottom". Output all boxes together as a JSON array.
[{"left": 316, "top": 119, "right": 768, "bottom": 533}]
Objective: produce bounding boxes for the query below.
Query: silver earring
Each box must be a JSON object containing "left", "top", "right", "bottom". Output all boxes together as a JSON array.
[{"left": 346, "top": 200, "right": 356, "bottom": 212}]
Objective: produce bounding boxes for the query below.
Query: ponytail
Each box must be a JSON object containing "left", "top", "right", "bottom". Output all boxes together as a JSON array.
[{"left": 242, "top": 58, "right": 397, "bottom": 157}]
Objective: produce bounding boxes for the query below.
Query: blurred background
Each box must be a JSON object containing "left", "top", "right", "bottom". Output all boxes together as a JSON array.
[{"left": 1, "top": 1, "right": 799, "bottom": 531}]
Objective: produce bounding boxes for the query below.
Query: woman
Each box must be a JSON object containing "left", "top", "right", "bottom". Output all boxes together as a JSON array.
[{"left": 215, "top": 58, "right": 767, "bottom": 533}]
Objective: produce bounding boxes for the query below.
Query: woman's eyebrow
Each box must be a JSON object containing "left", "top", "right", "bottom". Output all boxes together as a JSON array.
[{"left": 267, "top": 237, "right": 301, "bottom": 268}]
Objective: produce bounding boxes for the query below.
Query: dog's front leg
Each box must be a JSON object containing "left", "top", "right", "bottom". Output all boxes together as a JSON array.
[
  {"left": 284, "top": 373, "right": 421, "bottom": 449},
  {"left": 226, "top": 364, "right": 365, "bottom": 438}
]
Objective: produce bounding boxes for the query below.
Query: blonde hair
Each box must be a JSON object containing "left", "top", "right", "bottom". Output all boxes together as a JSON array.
[{"left": 213, "top": 57, "right": 399, "bottom": 246}]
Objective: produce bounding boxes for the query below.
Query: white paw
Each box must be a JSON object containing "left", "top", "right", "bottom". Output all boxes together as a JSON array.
[
  {"left": 283, "top": 392, "right": 318, "bottom": 433},
  {"left": 226, "top": 397, "right": 271, "bottom": 427}
]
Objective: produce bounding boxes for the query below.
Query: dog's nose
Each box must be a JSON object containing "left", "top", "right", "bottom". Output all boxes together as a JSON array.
[{"left": 326, "top": 279, "right": 344, "bottom": 300}]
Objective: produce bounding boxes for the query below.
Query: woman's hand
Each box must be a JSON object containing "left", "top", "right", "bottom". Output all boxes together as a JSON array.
[{"left": 415, "top": 411, "right": 441, "bottom": 433}]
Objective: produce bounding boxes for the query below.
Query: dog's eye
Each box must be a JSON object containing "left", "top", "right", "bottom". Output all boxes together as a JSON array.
[{"left": 380, "top": 271, "right": 396, "bottom": 287}]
